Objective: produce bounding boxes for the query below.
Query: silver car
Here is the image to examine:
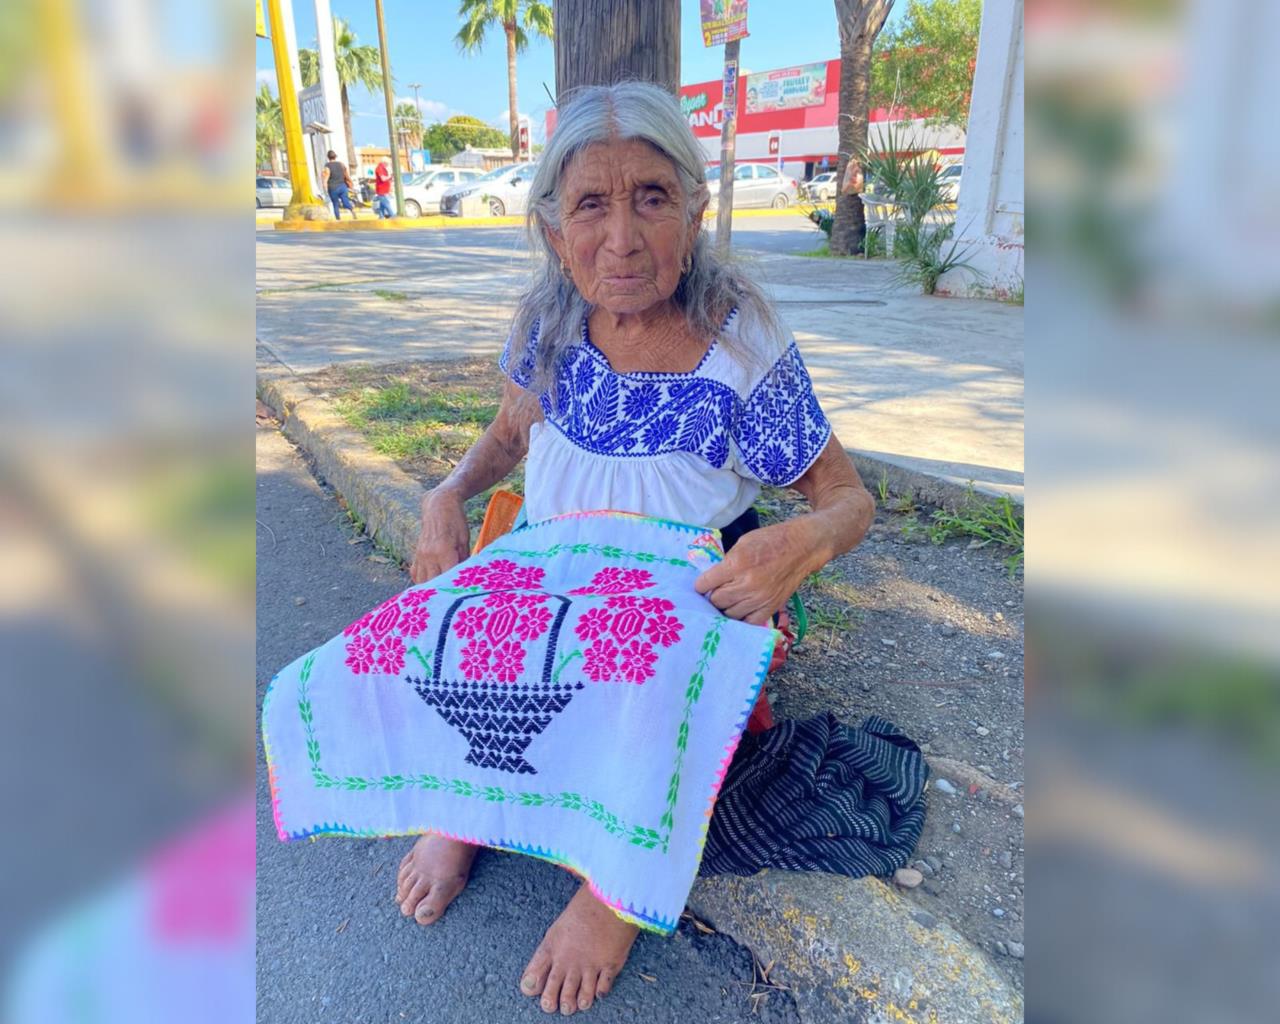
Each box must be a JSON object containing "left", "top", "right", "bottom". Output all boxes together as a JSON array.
[
  {"left": 706, "top": 163, "right": 800, "bottom": 209},
  {"left": 400, "top": 167, "right": 483, "bottom": 217},
  {"left": 802, "top": 171, "right": 837, "bottom": 201},
  {"left": 439, "top": 162, "right": 536, "bottom": 217},
  {"left": 256, "top": 175, "right": 292, "bottom": 208}
]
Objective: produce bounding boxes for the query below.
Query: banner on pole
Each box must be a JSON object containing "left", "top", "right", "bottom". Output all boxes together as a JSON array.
[
  {"left": 700, "top": 0, "right": 748, "bottom": 48},
  {"left": 744, "top": 62, "right": 828, "bottom": 115}
]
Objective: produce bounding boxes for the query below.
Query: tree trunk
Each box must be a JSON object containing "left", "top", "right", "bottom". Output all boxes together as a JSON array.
[
  {"left": 506, "top": 23, "right": 520, "bottom": 157},
  {"left": 341, "top": 82, "right": 358, "bottom": 173},
  {"left": 271, "top": 145, "right": 283, "bottom": 176},
  {"left": 830, "top": 1, "right": 892, "bottom": 256},
  {"left": 554, "top": 0, "right": 680, "bottom": 98}
]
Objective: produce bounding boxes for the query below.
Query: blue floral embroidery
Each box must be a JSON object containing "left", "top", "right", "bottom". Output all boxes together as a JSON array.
[{"left": 499, "top": 321, "right": 831, "bottom": 485}]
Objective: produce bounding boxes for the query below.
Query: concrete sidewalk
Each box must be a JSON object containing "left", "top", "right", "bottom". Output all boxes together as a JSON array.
[{"left": 256, "top": 228, "right": 1022, "bottom": 500}]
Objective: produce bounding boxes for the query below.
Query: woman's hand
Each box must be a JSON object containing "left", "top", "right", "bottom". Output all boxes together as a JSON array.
[
  {"left": 410, "top": 489, "right": 471, "bottom": 584},
  {"left": 693, "top": 518, "right": 825, "bottom": 626}
]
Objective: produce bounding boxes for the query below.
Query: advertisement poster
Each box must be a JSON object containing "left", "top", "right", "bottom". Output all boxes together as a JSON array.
[
  {"left": 744, "top": 62, "right": 828, "bottom": 114},
  {"left": 700, "top": 0, "right": 748, "bottom": 48}
]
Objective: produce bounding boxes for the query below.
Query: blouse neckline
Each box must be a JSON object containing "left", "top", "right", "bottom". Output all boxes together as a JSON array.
[{"left": 580, "top": 307, "right": 738, "bottom": 381}]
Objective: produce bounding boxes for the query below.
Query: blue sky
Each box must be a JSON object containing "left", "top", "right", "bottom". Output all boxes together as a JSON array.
[{"left": 257, "top": 1, "right": 906, "bottom": 150}]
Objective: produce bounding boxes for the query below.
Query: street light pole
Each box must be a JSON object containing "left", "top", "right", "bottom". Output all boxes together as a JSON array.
[
  {"left": 266, "top": 0, "right": 326, "bottom": 219},
  {"left": 373, "top": 0, "right": 404, "bottom": 216}
]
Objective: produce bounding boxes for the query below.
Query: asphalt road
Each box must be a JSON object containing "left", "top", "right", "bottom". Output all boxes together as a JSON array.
[{"left": 255, "top": 419, "right": 800, "bottom": 1024}]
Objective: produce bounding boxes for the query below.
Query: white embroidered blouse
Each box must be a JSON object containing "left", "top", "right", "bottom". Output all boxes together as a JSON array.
[{"left": 499, "top": 310, "right": 832, "bottom": 529}]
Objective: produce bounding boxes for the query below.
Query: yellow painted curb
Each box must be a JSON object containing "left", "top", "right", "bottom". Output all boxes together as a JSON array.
[{"left": 273, "top": 214, "right": 526, "bottom": 231}]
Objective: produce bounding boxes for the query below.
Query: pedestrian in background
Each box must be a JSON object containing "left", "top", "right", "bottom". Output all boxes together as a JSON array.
[
  {"left": 373, "top": 159, "right": 394, "bottom": 219},
  {"left": 322, "top": 149, "right": 356, "bottom": 220}
]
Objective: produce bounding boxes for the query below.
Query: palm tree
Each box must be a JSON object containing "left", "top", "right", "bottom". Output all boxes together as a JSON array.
[
  {"left": 394, "top": 101, "right": 424, "bottom": 152},
  {"left": 299, "top": 17, "right": 384, "bottom": 173},
  {"left": 256, "top": 84, "right": 283, "bottom": 175},
  {"left": 456, "top": 1, "right": 554, "bottom": 158}
]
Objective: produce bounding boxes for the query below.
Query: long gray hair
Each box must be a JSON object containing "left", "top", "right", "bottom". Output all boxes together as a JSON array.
[{"left": 508, "top": 81, "right": 784, "bottom": 401}]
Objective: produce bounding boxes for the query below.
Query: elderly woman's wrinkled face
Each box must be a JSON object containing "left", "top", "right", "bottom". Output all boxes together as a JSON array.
[{"left": 547, "top": 139, "right": 702, "bottom": 316}]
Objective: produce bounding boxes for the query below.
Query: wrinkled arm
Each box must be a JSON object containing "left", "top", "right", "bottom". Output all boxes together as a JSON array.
[
  {"left": 694, "top": 434, "right": 874, "bottom": 625},
  {"left": 409, "top": 379, "right": 543, "bottom": 583}
]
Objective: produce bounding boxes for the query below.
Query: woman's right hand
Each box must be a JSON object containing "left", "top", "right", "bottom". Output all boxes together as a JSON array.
[{"left": 410, "top": 489, "right": 471, "bottom": 584}]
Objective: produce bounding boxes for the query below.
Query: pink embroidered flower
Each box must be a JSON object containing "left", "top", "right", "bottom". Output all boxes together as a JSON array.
[
  {"left": 515, "top": 604, "right": 553, "bottom": 640},
  {"left": 484, "top": 604, "right": 520, "bottom": 645},
  {"left": 572, "top": 566, "right": 653, "bottom": 595},
  {"left": 452, "top": 564, "right": 490, "bottom": 588},
  {"left": 399, "top": 605, "right": 431, "bottom": 638},
  {"left": 452, "top": 605, "right": 487, "bottom": 639},
  {"left": 374, "top": 634, "right": 406, "bottom": 675},
  {"left": 459, "top": 638, "right": 490, "bottom": 680},
  {"left": 482, "top": 559, "right": 520, "bottom": 590},
  {"left": 618, "top": 640, "right": 657, "bottom": 684},
  {"left": 400, "top": 588, "right": 436, "bottom": 608},
  {"left": 639, "top": 596, "right": 675, "bottom": 614},
  {"left": 344, "top": 633, "right": 376, "bottom": 674},
  {"left": 583, "top": 637, "right": 620, "bottom": 682},
  {"left": 343, "top": 611, "right": 372, "bottom": 638},
  {"left": 574, "top": 606, "right": 611, "bottom": 642},
  {"left": 605, "top": 595, "right": 640, "bottom": 609},
  {"left": 510, "top": 566, "right": 546, "bottom": 590},
  {"left": 610, "top": 606, "right": 646, "bottom": 644},
  {"left": 644, "top": 612, "right": 683, "bottom": 648},
  {"left": 516, "top": 593, "right": 549, "bottom": 608},
  {"left": 490, "top": 640, "right": 525, "bottom": 683},
  {"left": 483, "top": 590, "right": 518, "bottom": 608},
  {"left": 368, "top": 599, "right": 401, "bottom": 639}
]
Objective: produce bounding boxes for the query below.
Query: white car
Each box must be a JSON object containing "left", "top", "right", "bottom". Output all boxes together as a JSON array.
[
  {"left": 706, "top": 163, "right": 800, "bottom": 209},
  {"left": 256, "top": 175, "right": 292, "bottom": 208},
  {"left": 938, "top": 163, "right": 963, "bottom": 203},
  {"left": 440, "top": 162, "right": 537, "bottom": 217},
  {"left": 802, "top": 171, "right": 837, "bottom": 201},
  {"left": 400, "top": 167, "right": 483, "bottom": 217}
]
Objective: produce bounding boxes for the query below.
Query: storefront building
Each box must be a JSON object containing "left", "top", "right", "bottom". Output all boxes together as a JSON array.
[{"left": 545, "top": 58, "right": 965, "bottom": 182}]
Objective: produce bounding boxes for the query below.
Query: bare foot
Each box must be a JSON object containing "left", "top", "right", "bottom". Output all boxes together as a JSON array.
[
  {"left": 394, "top": 834, "right": 478, "bottom": 925},
  {"left": 519, "top": 883, "right": 640, "bottom": 1015}
]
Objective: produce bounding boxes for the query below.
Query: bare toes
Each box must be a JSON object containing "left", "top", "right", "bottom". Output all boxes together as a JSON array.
[
  {"left": 398, "top": 877, "right": 429, "bottom": 916},
  {"left": 521, "top": 948, "right": 552, "bottom": 997},
  {"left": 559, "top": 969, "right": 582, "bottom": 1016},
  {"left": 541, "top": 967, "right": 566, "bottom": 1014},
  {"left": 577, "top": 970, "right": 599, "bottom": 1012},
  {"left": 596, "top": 969, "right": 616, "bottom": 997}
]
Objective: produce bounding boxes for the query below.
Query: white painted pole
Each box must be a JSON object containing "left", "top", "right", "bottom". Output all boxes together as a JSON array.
[{"left": 312, "top": 0, "right": 349, "bottom": 176}]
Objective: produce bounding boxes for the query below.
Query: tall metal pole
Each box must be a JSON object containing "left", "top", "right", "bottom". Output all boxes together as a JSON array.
[
  {"left": 373, "top": 0, "right": 404, "bottom": 215},
  {"left": 267, "top": 0, "right": 325, "bottom": 218},
  {"left": 715, "top": 38, "right": 741, "bottom": 251},
  {"left": 312, "top": 0, "right": 346, "bottom": 176}
]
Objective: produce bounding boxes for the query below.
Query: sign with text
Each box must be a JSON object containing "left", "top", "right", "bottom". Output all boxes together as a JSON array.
[
  {"left": 700, "top": 0, "right": 748, "bottom": 48},
  {"left": 744, "top": 62, "right": 828, "bottom": 114},
  {"left": 298, "top": 84, "right": 328, "bottom": 133}
]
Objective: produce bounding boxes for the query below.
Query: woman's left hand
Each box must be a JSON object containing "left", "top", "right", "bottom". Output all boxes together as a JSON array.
[{"left": 693, "top": 519, "right": 821, "bottom": 626}]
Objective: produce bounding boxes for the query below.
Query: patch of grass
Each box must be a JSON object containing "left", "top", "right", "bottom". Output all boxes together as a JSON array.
[
  {"left": 336, "top": 381, "right": 501, "bottom": 465},
  {"left": 794, "top": 243, "right": 863, "bottom": 260},
  {"left": 876, "top": 470, "right": 891, "bottom": 506},
  {"left": 918, "top": 488, "right": 1024, "bottom": 575},
  {"left": 372, "top": 288, "right": 410, "bottom": 302},
  {"left": 1004, "top": 279, "right": 1024, "bottom": 306}
]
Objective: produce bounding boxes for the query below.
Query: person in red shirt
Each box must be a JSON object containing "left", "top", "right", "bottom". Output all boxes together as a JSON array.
[{"left": 374, "top": 160, "right": 394, "bottom": 218}]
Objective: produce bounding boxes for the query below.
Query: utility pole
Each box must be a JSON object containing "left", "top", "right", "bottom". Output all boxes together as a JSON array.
[
  {"left": 714, "top": 39, "right": 740, "bottom": 251},
  {"left": 373, "top": 0, "right": 404, "bottom": 216},
  {"left": 555, "top": 0, "right": 680, "bottom": 96},
  {"left": 312, "top": 0, "right": 346, "bottom": 176},
  {"left": 266, "top": 0, "right": 326, "bottom": 219}
]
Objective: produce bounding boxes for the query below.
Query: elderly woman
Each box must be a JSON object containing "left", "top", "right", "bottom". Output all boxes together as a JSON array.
[{"left": 397, "top": 83, "right": 873, "bottom": 1015}]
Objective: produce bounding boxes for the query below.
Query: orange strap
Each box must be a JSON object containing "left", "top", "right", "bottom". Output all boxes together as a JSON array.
[{"left": 471, "top": 489, "right": 525, "bottom": 554}]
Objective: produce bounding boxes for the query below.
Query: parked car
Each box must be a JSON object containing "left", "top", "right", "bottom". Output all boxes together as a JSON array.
[
  {"left": 706, "top": 163, "right": 800, "bottom": 209},
  {"left": 400, "top": 167, "right": 484, "bottom": 217},
  {"left": 938, "top": 162, "right": 963, "bottom": 203},
  {"left": 802, "top": 171, "right": 837, "bottom": 201},
  {"left": 439, "top": 162, "right": 536, "bottom": 217},
  {"left": 256, "top": 175, "right": 292, "bottom": 208}
]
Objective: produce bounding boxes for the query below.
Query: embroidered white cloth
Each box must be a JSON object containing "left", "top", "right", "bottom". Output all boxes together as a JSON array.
[
  {"left": 502, "top": 310, "right": 833, "bottom": 530},
  {"left": 263, "top": 511, "right": 778, "bottom": 934}
]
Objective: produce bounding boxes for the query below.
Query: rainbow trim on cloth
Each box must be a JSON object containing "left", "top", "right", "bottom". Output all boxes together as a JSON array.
[{"left": 262, "top": 510, "right": 777, "bottom": 934}]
